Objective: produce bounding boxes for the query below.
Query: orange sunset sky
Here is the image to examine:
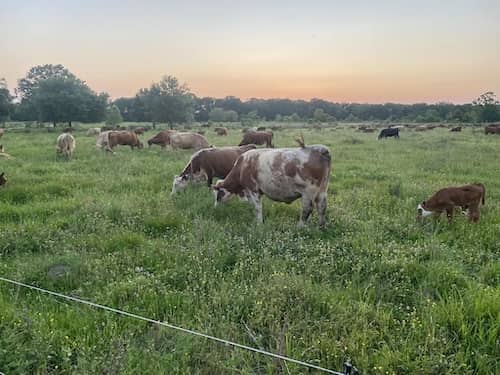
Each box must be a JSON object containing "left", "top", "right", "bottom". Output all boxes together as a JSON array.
[{"left": 2, "top": 0, "right": 500, "bottom": 103}]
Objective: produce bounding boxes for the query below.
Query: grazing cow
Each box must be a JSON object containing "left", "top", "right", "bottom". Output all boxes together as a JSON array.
[
  {"left": 0, "top": 128, "right": 4, "bottom": 139},
  {"left": 239, "top": 130, "right": 274, "bottom": 147},
  {"left": 378, "top": 128, "right": 399, "bottom": 139},
  {"left": 169, "top": 132, "right": 210, "bottom": 150},
  {"left": 108, "top": 131, "right": 143, "bottom": 151},
  {"left": 171, "top": 144, "right": 256, "bottom": 194},
  {"left": 87, "top": 128, "right": 101, "bottom": 136},
  {"left": 361, "top": 127, "right": 376, "bottom": 133},
  {"left": 450, "top": 126, "right": 462, "bottom": 132},
  {"left": 134, "top": 127, "right": 146, "bottom": 135},
  {"left": 147, "top": 130, "right": 177, "bottom": 149},
  {"left": 214, "top": 127, "right": 228, "bottom": 136},
  {"left": 212, "top": 138, "right": 331, "bottom": 228},
  {"left": 63, "top": 127, "right": 73, "bottom": 133},
  {"left": 0, "top": 172, "right": 6, "bottom": 186},
  {"left": 56, "top": 133, "right": 76, "bottom": 159},
  {"left": 417, "top": 183, "right": 485, "bottom": 223},
  {"left": 415, "top": 125, "right": 428, "bottom": 132},
  {"left": 485, "top": 125, "right": 500, "bottom": 135}
]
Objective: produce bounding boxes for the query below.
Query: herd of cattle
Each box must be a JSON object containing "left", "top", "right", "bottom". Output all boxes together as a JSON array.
[{"left": 1, "top": 123, "right": 497, "bottom": 227}]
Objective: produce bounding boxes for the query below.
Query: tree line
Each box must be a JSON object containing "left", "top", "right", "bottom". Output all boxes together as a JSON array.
[{"left": 1, "top": 64, "right": 499, "bottom": 127}]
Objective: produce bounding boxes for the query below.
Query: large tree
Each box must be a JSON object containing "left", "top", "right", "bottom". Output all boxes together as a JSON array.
[
  {"left": 31, "top": 76, "right": 107, "bottom": 127},
  {"left": 0, "top": 78, "right": 12, "bottom": 125},
  {"left": 473, "top": 91, "right": 500, "bottom": 122},
  {"left": 16, "top": 64, "right": 107, "bottom": 125},
  {"left": 141, "top": 75, "right": 194, "bottom": 129}
]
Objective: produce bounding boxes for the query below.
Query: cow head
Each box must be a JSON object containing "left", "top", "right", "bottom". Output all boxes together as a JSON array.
[
  {"left": 416, "top": 201, "right": 433, "bottom": 222},
  {"left": 171, "top": 175, "right": 189, "bottom": 195},
  {"left": 0, "top": 172, "right": 6, "bottom": 186},
  {"left": 212, "top": 181, "right": 234, "bottom": 207}
]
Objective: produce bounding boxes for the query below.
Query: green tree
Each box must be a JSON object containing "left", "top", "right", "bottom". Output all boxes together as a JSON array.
[
  {"left": 17, "top": 64, "right": 78, "bottom": 101},
  {"left": 313, "top": 108, "right": 329, "bottom": 122},
  {"left": 141, "top": 75, "right": 194, "bottom": 129},
  {"left": 472, "top": 92, "right": 500, "bottom": 122},
  {"left": 208, "top": 107, "right": 238, "bottom": 122},
  {"left": 32, "top": 76, "right": 107, "bottom": 127},
  {"left": 105, "top": 104, "right": 123, "bottom": 126},
  {"left": 0, "top": 78, "right": 12, "bottom": 125}
]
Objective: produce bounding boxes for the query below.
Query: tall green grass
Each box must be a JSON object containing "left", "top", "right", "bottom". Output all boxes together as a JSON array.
[{"left": 0, "top": 125, "right": 498, "bottom": 374}]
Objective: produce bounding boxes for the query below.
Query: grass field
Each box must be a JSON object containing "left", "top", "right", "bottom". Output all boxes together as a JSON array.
[{"left": 0, "top": 124, "right": 499, "bottom": 374}]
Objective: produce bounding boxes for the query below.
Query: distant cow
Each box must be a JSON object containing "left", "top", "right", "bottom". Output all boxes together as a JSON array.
[
  {"left": 171, "top": 145, "right": 256, "bottom": 194},
  {"left": 108, "top": 131, "right": 143, "bottom": 151},
  {"left": 0, "top": 172, "right": 6, "bottom": 187},
  {"left": 415, "top": 125, "right": 428, "bottom": 132},
  {"left": 485, "top": 125, "right": 500, "bottom": 135},
  {"left": 214, "top": 127, "right": 228, "bottom": 136},
  {"left": 134, "top": 127, "right": 146, "bottom": 135},
  {"left": 450, "top": 126, "right": 462, "bottom": 132},
  {"left": 417, "top": 183, "right": 485, "bottom": 223},
  {"left": 56, "top": 133, "right": 76, "bottom": 159},
  {"left": 169, "top": 132, "right": 210, "bottom": 150},
  {"left": 378, "top": 128, "right": 399, "bottom": 139},
  {"left": 212, "top": 138, "right": 331, "bottom": 228},
  {"left": 87, "top": 128, "right": 101, "bottom": 136},
  {"left": 239, "top": 130, "right": 274, "bottom": 147},
  {"left": 147, "top": 130, "right": 177, "bottom": 149},
  {"left": 257, "top": 126, "right": 266, "bottom": 131},
  {"left": 63, "top": 127, "right": 73, "bottom": 133}
]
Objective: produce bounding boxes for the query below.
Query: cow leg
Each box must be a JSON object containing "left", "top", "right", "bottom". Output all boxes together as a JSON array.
[
  {"left": 247, "top": 192, "right": 263, "bottom": 223},
  {"left": 315, "top": 192, "right": 327, "bottom": 229},
  {"left": 206, "top": 172, "right": 213, "bottom": 187},
  {"left": 298, "top": 196, "right": 314, "bottom": 228},
  {"left": 445, "top": 207, "right": 454, "bottom": 222}
]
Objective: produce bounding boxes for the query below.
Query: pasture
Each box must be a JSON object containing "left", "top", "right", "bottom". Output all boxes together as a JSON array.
[{"left": 0, "top": 125, "right": 499, "bottom": 374}]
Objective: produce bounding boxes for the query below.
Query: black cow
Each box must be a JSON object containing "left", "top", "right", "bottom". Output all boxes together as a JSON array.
[{"left": 378, "top": 128, "right": 399, "bottom": 139}]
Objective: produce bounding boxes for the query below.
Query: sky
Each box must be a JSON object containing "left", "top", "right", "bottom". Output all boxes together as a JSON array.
[{"left": 1, "top": 0, "right": 500, "bottom": 103}]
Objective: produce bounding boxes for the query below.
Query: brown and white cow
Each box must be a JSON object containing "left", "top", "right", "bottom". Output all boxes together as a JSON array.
[
  {"left": 147, "top": 130, "right": 177, "bottom": 149},
  {"left": 108, "top": 131, "right": 143, "bottom": 151},
  {"left": 56, "top": 133, "right": 76, "bottom": 159},
  {"left": 417, "top": 183, "right": 486, "bottom": 223},
  {"left": 169, "top": 132, "right": 210, "bottom": 150},
  {"left": 212, "top": 138, "right": 331, "bottom": 228},
  {"left": 171, "top": 144, "right": 256, "bottom": 194},
  {"left": 239, "top": 130, "right": 274, "bottom": 147}
]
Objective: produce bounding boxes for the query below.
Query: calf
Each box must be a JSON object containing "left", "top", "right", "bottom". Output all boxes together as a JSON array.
[
  {"left": 56, "top": 133, "right": 76, "bottom": 159},
  {"left": 212, "top": 138, "right": 331, "bottom": 228},
  {"left": 171, "top": 145, "right": 256, "bottom": 194},
  {"left": 147, "top": 130, "right": 177, "bottom": 148},
  {"left": 417, "top": 183, "right": 485, "bottom": 223},
  {"left": 378, "top": 128, "right": 399, "bottom": 139},
  {"left": 239, "top": 130, "right": 274, "bottom": 147}
]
